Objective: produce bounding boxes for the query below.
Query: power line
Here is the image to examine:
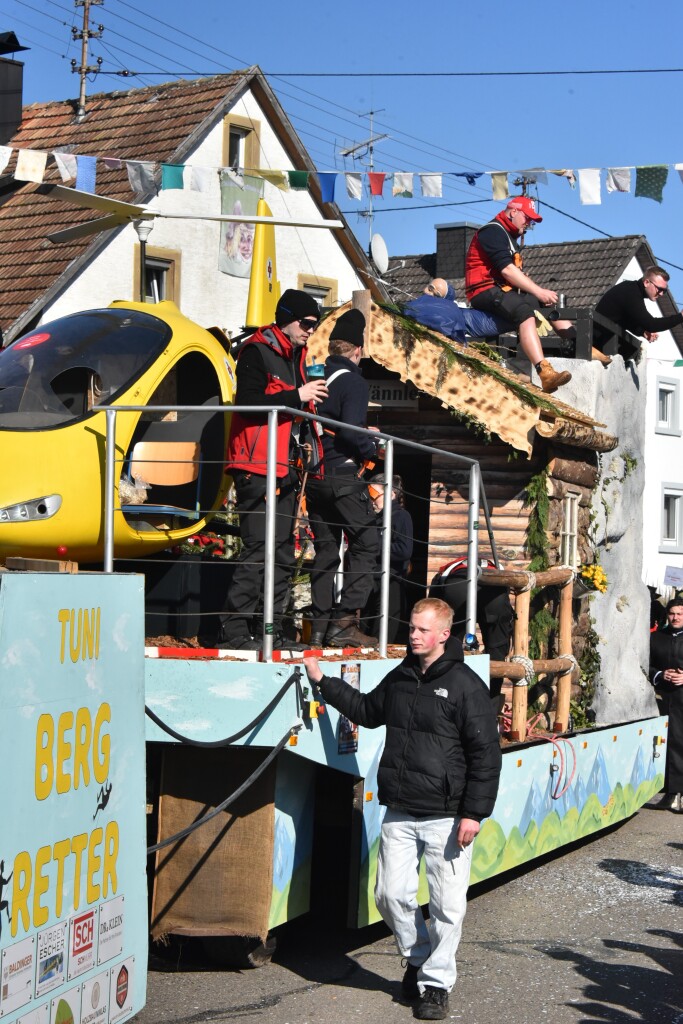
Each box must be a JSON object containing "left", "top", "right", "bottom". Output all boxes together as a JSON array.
[
  {"left": 80, "top": 65, "right": 683, "bottom": 79},
  {"left": 257, "top": 67, "right": 683, "bottom": 78}
]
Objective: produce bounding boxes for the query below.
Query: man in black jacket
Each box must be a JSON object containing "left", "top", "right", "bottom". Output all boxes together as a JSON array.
[
  {"left": 304, "top": 598, "right": 502, "bottom": 1020},
  {"left": 595, "top": 266, "right": 683, "bottom": 355},
  {"left": 307, "top": 308, "right": 379, "bottom": 648},
  {"left": 650, "top": 597, "right": 683, "bottom": 811}
]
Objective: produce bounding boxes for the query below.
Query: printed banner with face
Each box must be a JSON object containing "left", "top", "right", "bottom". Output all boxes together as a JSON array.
[{"left": 218, "top": 172, "right": 263, "bottom": 278}]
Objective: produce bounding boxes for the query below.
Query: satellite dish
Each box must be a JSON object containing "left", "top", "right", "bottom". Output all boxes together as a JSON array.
[{"left": 370, "top": 233, "right": 389, "bottom": 276}]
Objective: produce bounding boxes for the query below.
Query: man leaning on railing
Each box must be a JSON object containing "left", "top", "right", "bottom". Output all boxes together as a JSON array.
[{"left": 204, "top": 289, "right": 327, "bottom": 651}]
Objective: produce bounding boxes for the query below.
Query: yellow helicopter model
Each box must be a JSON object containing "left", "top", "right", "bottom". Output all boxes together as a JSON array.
[{"left": 0, "top": 195, "right": 306, "bottom": 563}]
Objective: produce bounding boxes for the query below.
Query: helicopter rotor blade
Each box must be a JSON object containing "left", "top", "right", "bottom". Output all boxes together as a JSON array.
[
  {"left": 38, "top": 184, "right": 148, "bottom": 218},
  {"left": 48, "top": 214, "right": 130, "bottom": 243}
]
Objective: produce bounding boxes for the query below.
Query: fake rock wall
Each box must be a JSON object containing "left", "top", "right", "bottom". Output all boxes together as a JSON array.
[{"left": 558, "top": 357, "right": 657, "bottom": 724}]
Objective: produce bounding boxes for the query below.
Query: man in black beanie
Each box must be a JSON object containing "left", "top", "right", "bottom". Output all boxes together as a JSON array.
[
  {"left": 214, "top": 289, "right": 328, "bottom": 650},
  {"left": 307, "top": 307, "right": 380, "bottom": 648}
]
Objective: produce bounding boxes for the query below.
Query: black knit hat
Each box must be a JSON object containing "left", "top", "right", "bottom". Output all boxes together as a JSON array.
[
  {"left": 275, "top": 289, "right": 320, "bottom": 327},
  {"left": 329, "top": 308, "right": 366, "bottom": 347}
]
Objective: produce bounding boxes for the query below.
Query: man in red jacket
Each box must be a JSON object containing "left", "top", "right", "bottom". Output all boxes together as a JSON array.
[
  {"left": 465, "top": 196, "right": 573, "bottom": 394},
  {"left": 215, "top": 289, "right": 328, "bottom": 650}
]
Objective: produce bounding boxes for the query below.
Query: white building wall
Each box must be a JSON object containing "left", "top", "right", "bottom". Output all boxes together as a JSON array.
[
  {"left": 607, "top": 256, "right": 683, "bottom": 597},
  {"left": 42, "top": 87, "right": 364, "bottom": 335}
]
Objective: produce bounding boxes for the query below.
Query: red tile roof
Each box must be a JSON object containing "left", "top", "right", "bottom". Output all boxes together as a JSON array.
[{"left": 0, "top": 72, "right": 248, "bottom": 336}]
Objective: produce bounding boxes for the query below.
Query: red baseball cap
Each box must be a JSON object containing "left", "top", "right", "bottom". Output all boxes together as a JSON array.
[{"left": 506, "top": 195, "right": 543, "bottom": 222}]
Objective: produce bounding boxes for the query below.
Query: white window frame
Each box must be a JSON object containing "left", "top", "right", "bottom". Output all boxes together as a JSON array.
[
  {"left": 655, "top": 376, "right": 681, "bottom": 436},
  {"left": 661, "top": 484, "right": 683, "bottom": 553}
]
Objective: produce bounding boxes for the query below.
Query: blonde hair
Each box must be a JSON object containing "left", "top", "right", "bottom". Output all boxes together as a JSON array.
[{"left": 411, "top": 597, "right": 453, "bottom": 631}]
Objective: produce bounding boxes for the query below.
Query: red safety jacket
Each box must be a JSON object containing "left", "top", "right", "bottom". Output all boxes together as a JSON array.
[
  {"left": 226, "top": 325, "right": 311, "bottom": 478},
  {"left": 465, "top": 212, "right": 523, "bottom": 302}
]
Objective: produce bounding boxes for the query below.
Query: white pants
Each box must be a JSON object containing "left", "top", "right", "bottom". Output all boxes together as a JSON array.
[{"left": 374, "top": 809, "right": 472, "bottom": 993}]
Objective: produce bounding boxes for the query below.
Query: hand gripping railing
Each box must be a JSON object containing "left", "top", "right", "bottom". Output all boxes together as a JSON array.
[{"left": 100, "top": 403, "right": 497, "bottom": 660}]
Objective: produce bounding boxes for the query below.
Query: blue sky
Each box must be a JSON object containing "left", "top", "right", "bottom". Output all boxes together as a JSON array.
[{"left": 8, "top": 0, "right": 683, "bottom": 301}]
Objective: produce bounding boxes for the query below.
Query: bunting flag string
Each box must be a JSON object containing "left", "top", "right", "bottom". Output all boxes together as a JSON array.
[{"left": 3, "top": 144, "right": 683, "bottom": 212}]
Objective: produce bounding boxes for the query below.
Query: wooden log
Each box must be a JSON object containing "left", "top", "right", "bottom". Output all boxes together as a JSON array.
[
  {"left": 510, "top": 589, "right": 530, "bottom": 740},
  {"left": 554, "top": 579, "right": 575, "bottom": 732},
  {"left": 535, "top": 418, "right": 618, "bottom": 453},
  {"left": 480, "top": 566, "right": 574, "bottom": 590},
  {"left": 490, "top": 657, "right": 575, "bottom": 680},
  {"left": 547, "top": 456, "right": 599, "bottom": 489},
  {"left": 547, "top": 478, "right": 594, "bottom": 507}
]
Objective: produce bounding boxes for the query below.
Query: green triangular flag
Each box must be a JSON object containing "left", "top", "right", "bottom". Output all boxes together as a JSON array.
[
  {"left": 161, "top": 163, "right": 184, "bottom": 190},
  {"left": 288, "top": 170, "right": 309, "bottom": 191},
  {"left": 635, "top": 165, "right": 668, "bottom": 203}
]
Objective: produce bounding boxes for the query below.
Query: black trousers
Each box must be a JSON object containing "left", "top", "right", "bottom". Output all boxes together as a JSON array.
[
  {"left": 218, "top": 468, "right": 298, "bottom": 641},
  {"left": 660, "top": 687, "right": 683, "bottom": 794},
  {"left": 307, "top": 474, "right": 379, "bottom": 634},
  {"left": 362, "top": 572, "right": 405, "bottom": 643}
]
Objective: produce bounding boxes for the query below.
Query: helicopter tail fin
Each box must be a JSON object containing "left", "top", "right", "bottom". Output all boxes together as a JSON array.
[{"left": 245, "top": 198, "right": 281, "bottom": 329}]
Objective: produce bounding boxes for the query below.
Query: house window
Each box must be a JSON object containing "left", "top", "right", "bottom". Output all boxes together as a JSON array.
[
  {"left": 297, "top": 274, "right": 338, "bottom": 310},
  {"left": 560, "top": 492, "right": 580, "bottom": 568},
  {"left": 133, "top": 246, "right": 181, "bottom": 305},
  {"left": 223, "top": 114, "right": 261, "bottom": 172},
  {"left": 656, "top": 377, "right": 681, "bottom": 435},
  {"left": 661, "top": 486, "right": 683, "bottom": 551}
]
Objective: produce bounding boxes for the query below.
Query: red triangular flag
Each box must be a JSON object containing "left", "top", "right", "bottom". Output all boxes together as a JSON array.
[{"left": 368, "top": 172, "right": 386, "bottom": 197}]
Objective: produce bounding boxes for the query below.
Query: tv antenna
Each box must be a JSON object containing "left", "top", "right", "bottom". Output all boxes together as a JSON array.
[{"left": 339, "top": 108, "right": 389, "bottom": 246}]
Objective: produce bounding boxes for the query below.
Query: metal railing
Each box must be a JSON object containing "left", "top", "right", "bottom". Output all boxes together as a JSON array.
[{"left": 101, "top": 403, "right": 498, "bottom": 661}]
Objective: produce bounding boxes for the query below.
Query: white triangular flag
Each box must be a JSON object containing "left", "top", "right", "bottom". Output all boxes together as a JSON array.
[
  {"left": 191, "top": 166, "right": 214, "bottom": 192},
  {"left": 490, "top": 172, "right": 509, "bottom": 200},
  {"left": 0, "top": 146, "right": 12, "bottom": 174},
  {"left": 53, "top": 151, "right": 77, "bottom": 182},
  {"left": 126, "top": 160, "right": 156, "bottom": 194},
  {"left": 419, "top": 173, "right": 442, "bottom": 197},
  {"left": 14, "top": 148, "right": 47, "bottom": 184},
  {"left": 345, "top": 172, "right": 362, "bottom": 200},
  {"left": 606, "top": 167, "right": 631, "bottom": 193},
  {"left": 392, "top": 172, "right": 413, "bottom": 197},
  {"left": 578, "top": 168, "right": 601, "bottom": 205}
]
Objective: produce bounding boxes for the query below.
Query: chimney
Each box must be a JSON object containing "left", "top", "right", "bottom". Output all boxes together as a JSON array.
[
  {"left": 0, "top": 33, "right": 29, "bottom": 145},
  {"left": 435, "top": 222, "right": 479, "bottom": 280}
]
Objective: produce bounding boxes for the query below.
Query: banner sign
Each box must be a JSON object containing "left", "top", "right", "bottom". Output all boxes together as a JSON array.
[{"left": 0, "top": 573, "right": 147, "bottom": 1024}]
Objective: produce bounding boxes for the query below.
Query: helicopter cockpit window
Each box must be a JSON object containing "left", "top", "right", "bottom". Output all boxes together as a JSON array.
[{"left": 0, "top": 309, "right": 171, "bottom": 429}]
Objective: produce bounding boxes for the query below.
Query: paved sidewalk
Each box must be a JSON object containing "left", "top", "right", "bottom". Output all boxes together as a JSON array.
[{"left": 139, "top": 799, "right": 682, "bottom": 1024}]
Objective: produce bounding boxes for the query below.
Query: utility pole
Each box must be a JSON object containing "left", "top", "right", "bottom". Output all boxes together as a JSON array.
[
  {"left": 339, "top": 109, "right": 389, "bottom": 248},
  {"left": 71, "top": 0, "right": 104, "bottom": 120}
]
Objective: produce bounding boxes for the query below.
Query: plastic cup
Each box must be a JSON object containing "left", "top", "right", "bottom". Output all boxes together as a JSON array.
[{"left": 307, "top": 363, "right": 326, "bottom": 380}]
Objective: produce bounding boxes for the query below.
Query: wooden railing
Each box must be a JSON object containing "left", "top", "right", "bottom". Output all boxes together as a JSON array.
[{"left": 483, "top": 566, "right": 577, "bottom": 739}]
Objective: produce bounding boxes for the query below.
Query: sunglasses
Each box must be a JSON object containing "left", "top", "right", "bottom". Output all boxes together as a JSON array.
[
  {"left": 649, "top": 282, "right": 667, "bottom": 295},
  {"left": 299, "top": 318, "right": 319, "bottom": 330}
]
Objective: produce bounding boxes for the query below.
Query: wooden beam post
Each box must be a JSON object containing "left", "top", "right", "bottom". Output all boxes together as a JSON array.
[
  {"left": 554, "top": 577, "right": 574, "bottom": 733},
  {"left": 510, "top": 589, "right": 531, "bottom": 741}
]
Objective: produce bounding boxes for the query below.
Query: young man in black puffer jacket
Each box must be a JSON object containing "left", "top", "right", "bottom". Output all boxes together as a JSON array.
[{"left": 304, "top": 597, "right": 501, "bottom": 1020}]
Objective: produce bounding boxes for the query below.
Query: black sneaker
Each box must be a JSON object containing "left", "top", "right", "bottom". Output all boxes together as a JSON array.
[
  {"left": 414, "top": 986, "right": 449, "bottom": 1020},
  {"left": 401, "top": 962, "right": 420, "bottom": 1001}
]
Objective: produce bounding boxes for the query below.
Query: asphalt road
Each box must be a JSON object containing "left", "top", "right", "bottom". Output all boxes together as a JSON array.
[{"left": 138, "top": 797, "right": 682, "bottom": 1024}]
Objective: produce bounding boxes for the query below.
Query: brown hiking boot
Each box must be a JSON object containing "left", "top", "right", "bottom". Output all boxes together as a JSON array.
[
  {"left": 537, "top": 360, "right": 572, "bottom": 394},
  {"left": 327, "top": 615, "right": 378, "bottom": 648}
]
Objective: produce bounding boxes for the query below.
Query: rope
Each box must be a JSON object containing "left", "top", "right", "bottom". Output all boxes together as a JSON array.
[
  {"left": 147, "top": 728, "right": 296, "bottom": 854},
  {"left": 510, "top": 654, "right": 535, "bottom": 685},
  {"left": 517, "top": 571, "right": 537, "bottom": 593},
  {"left": 145, "top": 668, "right": 304, "bottom": 747},
  {"left": 557, "top": 653, "right": 579, "bottom": 676}
]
